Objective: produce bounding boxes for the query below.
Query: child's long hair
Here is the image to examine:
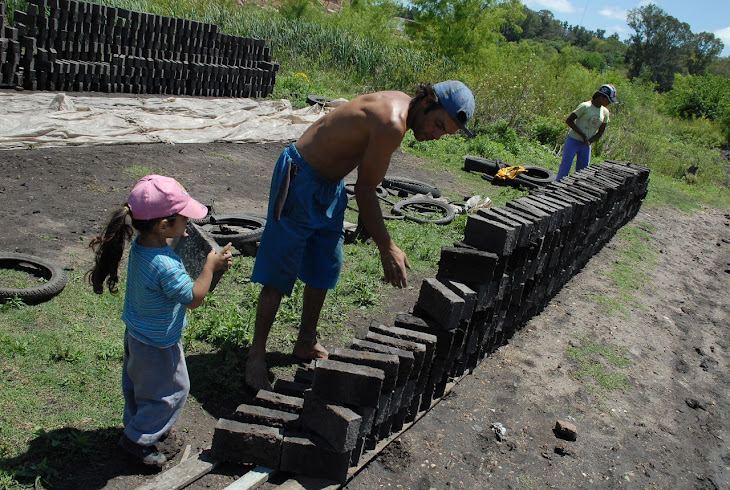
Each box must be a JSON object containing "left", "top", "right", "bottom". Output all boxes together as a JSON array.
[{"left": 87, "top": 205, "right": 177, "bottom": 294}]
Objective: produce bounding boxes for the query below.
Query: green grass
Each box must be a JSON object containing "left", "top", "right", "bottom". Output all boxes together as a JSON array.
[
  {"left": 566, "top": 336, "right": 631, "bottom": 396},
  {"left": 588, "top": 223, "right": 658, "bottom": 317}
]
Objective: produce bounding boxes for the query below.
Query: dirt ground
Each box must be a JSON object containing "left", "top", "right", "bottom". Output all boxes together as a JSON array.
[{"left": 0, "top": 141, "right": 728, "bottom": 489}]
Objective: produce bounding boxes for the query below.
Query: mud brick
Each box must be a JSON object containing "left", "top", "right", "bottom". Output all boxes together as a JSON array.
[
  {"left": 508, "top": 198, "right": 555, "bottom": 233},
  {"left": 364, "top": 331, "right": 425, "bottom": 381},
  {"left": 395, "top": 312, "right": 455, "bottom": 358},
  {"left": 233, "top": 403, "right": 299, "bottom": 430},
  {"left": 280, "top": 432, "right": 351, "bottom": 484},
  {"left": 311, "top": 359, "right": 384, "bottom": 408},
  {"left": 443, "top": 281, "right": 476, "bottom": 320},
  {"left": 299, "top": 390, "right": 362, "bottom": 452},
  {"left": 526, "top": 195, "right": 569, "bottom": 228},
  {"left": 414, "top": 277, "right": 465, "bottom": 331},
  {"left": 330, "top": 348, "right": 399, "bottom": 394},
  {"left": 273, "top": 378, "right": 309, "bottom": 398},
  {"left": 350, "top": 436, "right": 366, "bottom": 468},
  {"left": 236, "top": 401, "right": 298, "bottom": 431},
  {"left": 368, "top": 321, "right": 436, "bottom": 364},
  {"left": 437, "top": 245, "right": 500, "bottom": 285},
  {"left": 350, "top": 338, "right": 412, "bottom": 413},
  {"left": 464, "top": 213, "right": 519, "bottom": 256},
  {"left": 211, "top": 419, "right": 282, "bottom": 468},
  {"left": 491, "top": 206, "right": 537, "bottom": 244},
  {"left": 477, "top": 207, "right": 529, "bottom": 248},
  {"left": 294, "top": 364, "right": 315, "bottom": 385}
]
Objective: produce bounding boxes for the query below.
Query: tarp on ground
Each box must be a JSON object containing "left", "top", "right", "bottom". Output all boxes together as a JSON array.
[{"left": 0, "top": 92, "right": 330, "bottom": 150}]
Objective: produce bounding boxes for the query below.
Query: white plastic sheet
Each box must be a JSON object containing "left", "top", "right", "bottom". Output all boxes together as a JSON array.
[{"left": 0, "top": 92, "right": 330, "bottom": 150}]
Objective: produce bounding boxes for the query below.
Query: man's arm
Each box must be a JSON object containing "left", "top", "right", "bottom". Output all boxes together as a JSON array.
[{"left": 354, "top": 125, "right": 411, "bottom": 287}]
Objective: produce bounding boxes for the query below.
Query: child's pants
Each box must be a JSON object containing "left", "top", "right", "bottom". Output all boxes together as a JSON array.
[
  {"left": 557, "top": 136, "right": 591, "bottom": 181},
  {"left": 122, "top": 329, "right": 190, "bottom": 446}
]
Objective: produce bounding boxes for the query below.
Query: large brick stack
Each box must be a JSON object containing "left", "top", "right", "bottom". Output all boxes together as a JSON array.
[
  {"left": 211, "top": 159, "right": 649, "bottom": 484},
  {"left": 0, "top": 0, "right": 278, "bottom": 96}
]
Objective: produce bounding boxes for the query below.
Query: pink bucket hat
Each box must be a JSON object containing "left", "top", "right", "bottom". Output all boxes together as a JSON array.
[{"left": 127, "top": 175, "right": 208, "bottom": 220}]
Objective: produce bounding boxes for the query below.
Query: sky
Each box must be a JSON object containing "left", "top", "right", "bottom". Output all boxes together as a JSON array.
[{"left": 522, "top": 0, "right": 730, "bottom": 57}]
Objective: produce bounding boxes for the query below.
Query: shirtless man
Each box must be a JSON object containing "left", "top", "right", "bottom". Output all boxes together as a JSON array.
[{"left": 245, "top": 81, "right": 475, "bottom": 391}]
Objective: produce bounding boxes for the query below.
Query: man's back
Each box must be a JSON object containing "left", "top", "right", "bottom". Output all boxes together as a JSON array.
[{"left": 296, "top": 90, "right": 412, "bottom": 182}]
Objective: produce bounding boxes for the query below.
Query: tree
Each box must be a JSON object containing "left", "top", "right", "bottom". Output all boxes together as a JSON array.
[
  {"left": 406, "top": 0, "right": 524, "bottom": 62},
  {"left": 685, "top": 32, "right": 724, "bottom": 75},
  {"left": 626, "top": 4, "right": 691, "bottom": 91}
]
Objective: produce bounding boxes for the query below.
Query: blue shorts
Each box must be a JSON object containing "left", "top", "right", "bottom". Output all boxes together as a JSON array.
[{"left": 251, "top": 143, "right": 347, "bottom": 296}]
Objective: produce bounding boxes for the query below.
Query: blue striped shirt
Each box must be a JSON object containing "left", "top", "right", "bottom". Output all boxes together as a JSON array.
[{"left": 122, "top": 239, "right": 194, "bottom": 348}]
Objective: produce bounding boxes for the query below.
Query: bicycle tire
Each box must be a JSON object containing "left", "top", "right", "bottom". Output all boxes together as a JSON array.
[
  {"left": 381, "top": 177, "right": 442, "bottom": 198},
  {"left": 0, "top": 253, "right": 68, "bottom": 305},
  {"left": 391, "top": 197, "right": 455, "bottom": 225}
]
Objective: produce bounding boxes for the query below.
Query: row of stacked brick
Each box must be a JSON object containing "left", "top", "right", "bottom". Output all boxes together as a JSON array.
[
  {"left": 0, "top": 0, "right": 278, "bottom": 96},
  {"left": 209, "top": 160, "right": 650, "bottom": 484}
]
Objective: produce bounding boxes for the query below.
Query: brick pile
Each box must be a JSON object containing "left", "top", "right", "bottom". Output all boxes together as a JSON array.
[
  {"left": 209, "top": 160, "right": 650, "bottom": 484},
  {"left": 0, "top": 0, "right": 278, "bottom": 96}
]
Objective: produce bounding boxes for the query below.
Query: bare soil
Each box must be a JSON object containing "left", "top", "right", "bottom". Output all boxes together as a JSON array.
[{"left": 0, "top": 141, "right": 728, "bottom": 489}]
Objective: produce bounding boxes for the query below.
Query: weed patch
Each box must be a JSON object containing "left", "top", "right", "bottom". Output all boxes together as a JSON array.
[{"left": 566, "top": 336, "right": 631, "bottom": 395}]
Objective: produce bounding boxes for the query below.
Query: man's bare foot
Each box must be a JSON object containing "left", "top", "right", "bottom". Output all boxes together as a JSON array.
[
  {"left": 292, "top": 339, "right": 329, "bottom": 361},
  {"left": 245, "top": 356, "right": 273, "bottom": 391}
]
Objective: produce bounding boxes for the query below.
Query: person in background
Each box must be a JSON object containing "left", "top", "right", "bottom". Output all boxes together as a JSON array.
[
  {"left": 556, "top": 83, "right": 617, "bottom": 181},
  {"left": 245, "top": 81, "right": 475, "bottom": 391},
  {"left": 88, "top": 175, "right": 232, "bottom": 466}
]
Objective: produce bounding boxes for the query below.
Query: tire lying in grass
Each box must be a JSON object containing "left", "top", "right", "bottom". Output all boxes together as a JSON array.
[
  {"left": 0, "top": 253, "right": 68, "bottom": 305},
  {"left": 517, "top": 165, "right": 556, "bottom": 186},
  {"left": 306, "top": 95, "right": 333, "bottom": 106},
  {"left": 202, "top": 214, "right": 266, "bottom": 249},
  {"left": 381, "top": 177, "right": 442, "bottom": 198},
  {"left": 391, "top": 197, "right": 455, "bottom": 225},
  {"left": 463, "top": 156, "right": 506, "bottom": 175},
  {"left": 344, "top": 181, "right": 390, "bottom": 200}
]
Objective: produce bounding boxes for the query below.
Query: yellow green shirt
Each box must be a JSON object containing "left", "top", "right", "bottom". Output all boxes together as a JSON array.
[{"left": 568, "top": 101, "right": 610, "bottom": 141}]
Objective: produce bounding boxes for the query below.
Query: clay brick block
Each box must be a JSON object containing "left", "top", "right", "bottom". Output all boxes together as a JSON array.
[
  {"left": 233, "top": 404, "right": 299, "bottom": 430},
  {"left": 395, "top": 312, "right": 455, "bottom": 358},
  {"left": 300, "top": 390, "right": 362, "bottom": 452},
  {"left": 437, "top": 246, "right": 500, "bottom": 284},
  {"left": 273, "top": 379, "right": 309, "bottom": 398},
  {"left": 330, "top": 348, "right": 399, "bottom": 394},
  {"left": 477, "top": 207, "right": 530, "bottom": 248},
  {"left": 255, "top": 390, "right": 303, "bottom": 414},
  {"left": 463, "top": 214, "right": 519, "bottom": 255},
  {"left": 414, "top": 278, "right": 465, "bottom": 331},
  {"left": 280, "top": 432, "right": 351, "bottom": 483},
  {"left": 211, "top": 419, "right": 282, "bottom": 468},
  {"left": 311, "top": 359, "right": 384, "bottom": 408},
  {"left": 364, "top": 331, "right": 425, "bottom": 381},
  {"left": 172, "top": 222, "right": 222, "bottom": 291},
  {"left": 350, "top": 338, "right": 413, "bottom": 388}
]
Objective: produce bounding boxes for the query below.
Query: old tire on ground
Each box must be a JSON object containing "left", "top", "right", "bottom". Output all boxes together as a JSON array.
[
  {"left": 203, "top": 214, "right": 266, "bottom": 249},
  {"left": 344, "top": 181, "right": 390, "bottom": 200},
  {"left": 306, "top": 95, "right": 332, "bottom": 106},
  {"left": 391, "top": 197, "right": 455, "bottom": 225},
  {"left": 381, "top": 177, "right": 441, "bottom": 198},
  {"left": 463, "top": 156, "right": 506, "bottom": 175},
  {"left": 0, "top": 253, "right": 68, "bottom": 305},
  {"left": 517, "top": 165, "right": 556, "bottom": 186},
  {"left": 189, "top": 205, "right": 212, "bottom": 226}
]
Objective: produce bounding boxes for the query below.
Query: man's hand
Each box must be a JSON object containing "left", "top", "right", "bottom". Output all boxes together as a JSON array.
[{"left": 380, "top": 241, "right": 411, "bottom": 288}]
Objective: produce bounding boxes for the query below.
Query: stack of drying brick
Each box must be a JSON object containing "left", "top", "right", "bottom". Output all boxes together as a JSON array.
[
  {"left": 0, "top": 0, "right": 278, "bottom": 96},
  {"left": 209, "top": 160, "right": 650, "bottom": 484}
]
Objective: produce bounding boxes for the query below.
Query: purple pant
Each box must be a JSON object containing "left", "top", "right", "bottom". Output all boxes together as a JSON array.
[{"left": 557, "top": 136, "right": 591, "bottom": 181}]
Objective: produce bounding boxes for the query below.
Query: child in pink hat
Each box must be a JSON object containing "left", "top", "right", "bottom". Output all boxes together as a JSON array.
[{"left": 88, "top": 175, "right": 232, "bottom": 466}]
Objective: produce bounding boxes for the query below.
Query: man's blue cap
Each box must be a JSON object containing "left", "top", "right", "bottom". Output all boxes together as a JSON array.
[{"left": 434, "top": 80, "right": 475, "bottom": 138}]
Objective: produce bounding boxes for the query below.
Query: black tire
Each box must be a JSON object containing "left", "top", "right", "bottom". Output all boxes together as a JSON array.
[
  {"left": 0, "top": 253, "right": 68, "bottom": 305},
  {"left": 517, "top": 165, "right": 556, "bottom": 186},
  {"left": 391, "top": 197, "right": 455, "bottom": 225},
  {"left": 306, "top": 95, "right": 332, "bottom": 106},
  {"left": 203, "top": 214, "right": 266, "bottom": 248},
  {"left": 344, "top": 181, "right": 389, "bottom": 200},
  {"left": 463, "top": 156, "right": 506, "bottom": 175},
  {"left": 381, "top": 177, "right": 441, "bottom": 198}
]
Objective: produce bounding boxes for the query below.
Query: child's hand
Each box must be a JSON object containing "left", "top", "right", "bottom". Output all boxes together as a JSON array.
[{"left": 208, "top": 243, "right": 233, "bottom": 272}]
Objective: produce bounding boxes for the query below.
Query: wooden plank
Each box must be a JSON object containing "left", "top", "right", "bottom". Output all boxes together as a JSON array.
[
  {"left": 136, "top": 452, "right": 217, "bottom": 490},
  {"left": 222, "top": 466, "right": 274, "bottom": 490},
  {"left": 276, "top": 475, "right": 339, "bottom": 490}
]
